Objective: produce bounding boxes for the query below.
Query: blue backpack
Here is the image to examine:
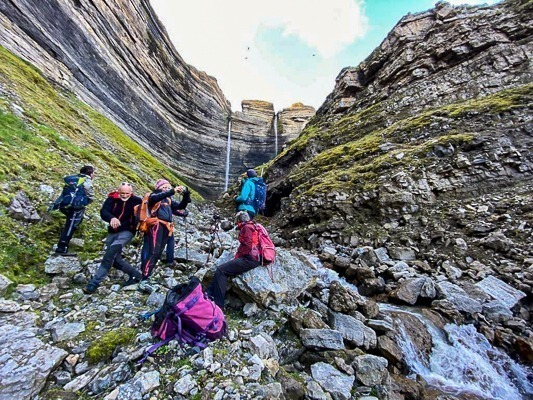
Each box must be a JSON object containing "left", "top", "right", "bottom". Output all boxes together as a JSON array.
[
  {"left": 248, "top": 177, "right": 267, "bottom": 215},
  {"left": 51, "top": 175, "right": 89, "bottom": 211}
]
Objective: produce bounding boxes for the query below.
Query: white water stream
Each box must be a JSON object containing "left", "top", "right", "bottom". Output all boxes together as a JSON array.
[
  {"left": 224, "top": 119, "right": 232, "bottom": 192},
  {"left": 273, "top": 113, "right": 278, "bottom": 156},
  {"left": 381, "top": 305, "right": 533, "bottom": 399},
  {"left": 308, "top": 257, "right": 532, "bottom": 399}
]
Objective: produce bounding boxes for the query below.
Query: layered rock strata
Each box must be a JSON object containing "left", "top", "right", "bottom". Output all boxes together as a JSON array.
[
  {"left": 278, "top": 102, "right": 316, "bottom": 144},
  {"left": 263, "top": 0, "right": 533, "bottom": 296},
  {"left": 0, "top": 0, "right": 227, "bottom": 196},
  {"left": 228, "top": 100, "right": 314, "bottom": 183}
]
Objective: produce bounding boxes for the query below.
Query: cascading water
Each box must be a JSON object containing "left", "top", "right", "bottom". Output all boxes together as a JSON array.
[
  {"left": 382, "top": 305, "right": 533, "bottom": 400},
  {"left": 273, "top": 112, "right": 278, "bottom": 156},
  {"left": 224, "top": 119, "right": 232, "bottom": 192}
]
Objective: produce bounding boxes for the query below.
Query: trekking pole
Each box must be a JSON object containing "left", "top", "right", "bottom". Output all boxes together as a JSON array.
[
  {"left": 183, "top": 215, "right": 189, "bottom": 262},
  {"left": 204, "top": 216, "right": 220, "bottom": 266}
]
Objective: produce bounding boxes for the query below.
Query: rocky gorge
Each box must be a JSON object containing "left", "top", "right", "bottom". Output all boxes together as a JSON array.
[
  {"left": 0, "top": 0, "right": 531, "bottom": 399},
  {"left": 0, "top": 0, "right": 313, "bottom": 197}
]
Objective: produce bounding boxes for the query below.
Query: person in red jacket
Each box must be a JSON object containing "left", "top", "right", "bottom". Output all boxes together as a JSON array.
[
  {"left": 207, "top": 211, "right": 261, "bottom": 308},
  {"left": 83, "top": 182, "right": 142, "bottom": 294}
]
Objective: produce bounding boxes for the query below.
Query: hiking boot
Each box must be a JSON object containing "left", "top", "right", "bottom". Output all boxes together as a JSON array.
[
  {"left": 138, "top": 280, "right": 156, "bottom": 294},
  {"left": 83, "top": 284, "right": 97, "bottom": 294},
  {"left": 55, "top": 247, "right": 68, "bottom": 254},
  {"left": 123, "top": 275, "right": 141, "bottom": 287}
]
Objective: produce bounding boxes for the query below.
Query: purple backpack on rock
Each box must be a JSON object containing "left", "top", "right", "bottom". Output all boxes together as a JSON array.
[{"left": 140, "top": 276, "right": 227, "bottom": 362}]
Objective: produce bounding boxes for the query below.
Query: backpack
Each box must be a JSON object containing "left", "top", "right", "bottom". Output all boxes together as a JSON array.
[
  {"left": 250, "top": 222, "right": 276, "bottom": 282},
  {"left": 50, "top": 174, "right": 89, "bottom": 211},
  {"left": 246, "top": 177, "right": 267, "bottom": 215},
  {"left": 139, "top": 277, "right": 227, "bottom": 363},
  {"left": 251, "top": 222, "right": 276, "bottom": 265},
  {"left": 134, "top": 192, "right": 161, "bottom": 233}
]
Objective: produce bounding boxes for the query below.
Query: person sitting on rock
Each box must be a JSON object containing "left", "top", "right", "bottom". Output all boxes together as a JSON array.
[
  {"left": 83, "top": 182, "right": 142, "bottom": 294},
  {"left": 139, "top": 179, "right": 191, "bottom": 293},
  {"left": 207, "top": 211, "right": 261, "bottom": 309}
]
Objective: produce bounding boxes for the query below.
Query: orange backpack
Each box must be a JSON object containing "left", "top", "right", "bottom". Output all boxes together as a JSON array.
[{"left": 134, "top": 193, "right": 161, "bottom": 233}]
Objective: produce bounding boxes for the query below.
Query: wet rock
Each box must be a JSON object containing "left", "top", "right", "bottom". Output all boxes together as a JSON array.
[
  {"left": 476, "top": 275, "right": 526, "bottom": 308},
  {"left": 435, "top": 281, "right": 482, "bottom": 314}
]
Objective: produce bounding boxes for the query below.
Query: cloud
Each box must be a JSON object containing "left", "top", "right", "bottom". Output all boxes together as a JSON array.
[{"left": 150, "top": 0, "right": 368, "bottom": 110}]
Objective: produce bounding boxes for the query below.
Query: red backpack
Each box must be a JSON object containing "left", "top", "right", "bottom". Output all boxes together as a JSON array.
[{"left": 250, "top": 222, "right": 276, "bottom": 281}]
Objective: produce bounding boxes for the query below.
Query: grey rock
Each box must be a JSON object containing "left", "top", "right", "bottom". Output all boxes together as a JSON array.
[
  {"left": 233, "top": 249, "right": 319, "bottom": 308},
  {"left": 0, "top": 274, "right": 13, "bottom": 295},
  {"left": 0, "top": 299, "right": 21, "bottom": 313},
  {"left": 476, "top": 275, "right": 526, "bottom": 309},
  {"left": 0, "top": 319, "right": 67, "bottom": 399},
  {"left": 132, "top": 370, "right": 160, "bottom": 395},
  {"left": 50, "top": 322, "right": 85, "bottom": 342},
  {"left": 44, "top": 255, "right": 83, "bottom": 275},
  {"left": 311, "top": 362, "right": 355, "bottom": 400},
  {"left": 352, "top": 355, "right": 389, "bottom": 386},
  {"left": 329, "top": 312, "right": 377, "bottom": 349},
  {"left": 300, "top": 329, "right": 345, "bottom": 350},
  {"left": 173, "top": 374, "right": 197, "bottom": 396},
  {"left": 248, "top": 332, "right": 279, "bottom": 360},
  {"left": 7, "top": 191, "right": 40, "bottom": 222},
  {"left": 435, "top": 281, "right": 482, "bottom": 314}
]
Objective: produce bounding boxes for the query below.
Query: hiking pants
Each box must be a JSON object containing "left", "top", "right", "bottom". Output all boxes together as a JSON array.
[
  {"left": 89, "top": 231, "right": 140, "bottom": 287},
  {"left": 207, "top": 255, "right": 260, "bottom": 309},
  {"left": 140, "top": 222, "right": 170, "bottom": 280},
  {"left": 165, "top": 233, "right": 175, "bottom": 263},
  {"left": 57, "top": 208, "right": 84, "bottom": 250}
]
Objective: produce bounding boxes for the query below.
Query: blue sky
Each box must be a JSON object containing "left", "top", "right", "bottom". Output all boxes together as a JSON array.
[{"left": 150, "top": 0, "right": 500, "bottom": 112}]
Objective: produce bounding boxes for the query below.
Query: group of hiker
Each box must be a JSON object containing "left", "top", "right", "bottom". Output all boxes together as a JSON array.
[{"left": 52, "top": 166, "right": 271, "bottom": 307}]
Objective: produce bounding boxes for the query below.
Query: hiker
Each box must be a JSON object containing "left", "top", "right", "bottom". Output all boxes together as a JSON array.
[
  {"left": 207, "top": 211, "right": 261, "bottom": 309},
  {"left": 234, "top": 168, "right": 259, "bottom": 219},
  {"left": 55, "top": 165, "right": 95, "bottom": 254},
  {"left": 83, "top": 182, "right": 142, "bottom": 294},
  {"left": 139, "top": 179, "right": 191, "bottom": 293}
]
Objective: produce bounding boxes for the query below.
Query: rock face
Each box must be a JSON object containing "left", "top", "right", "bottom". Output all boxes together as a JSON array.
[
  {"left": 266, "top": 0, "right": 532, "bottom": 249},
  {"left": 278, "top": 102, "right": 316, "bottom": 144},
  {"left": 227, "top": 100, "right": 314, "bottom": 185},
  {"left": 0, "top": 0, "right": 314, "bottom": 197},
  {"left": 0, "top": 0, "right": 230, "bottom": 196}
]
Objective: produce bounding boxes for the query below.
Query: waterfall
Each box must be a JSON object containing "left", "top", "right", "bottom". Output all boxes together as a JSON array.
[
  {"left": 224, "top": 119, "right": 232, "bottom": 191},
  {"left": 273, "top": 112, "right": 278, "bottom": 156},
  {"left": 382, "top": 305, "right": 533, "bottom": 400}
]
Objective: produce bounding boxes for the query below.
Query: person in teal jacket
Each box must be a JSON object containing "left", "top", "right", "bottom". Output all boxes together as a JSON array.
[{"left": 234, "top": 169, "right": 258, "bottom": 219}]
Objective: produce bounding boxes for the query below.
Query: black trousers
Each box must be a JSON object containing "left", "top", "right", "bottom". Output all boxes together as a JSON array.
[
  {"left": 57, "top": 208, "right": 84, "bottom": 250},
  {"left": 140, "top": 222, "right": 170, "bottom": 280},
  {"left": 207, "top": 255, "right": 260, "bottom": 308}
]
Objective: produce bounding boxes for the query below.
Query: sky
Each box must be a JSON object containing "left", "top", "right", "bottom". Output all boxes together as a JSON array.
[{"left": 150, "top": 0, "right": 501, "bottom": 112}]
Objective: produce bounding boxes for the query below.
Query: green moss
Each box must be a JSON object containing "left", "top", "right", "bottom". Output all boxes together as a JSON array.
[
  {"left": 0, "top": 45, "right": 205, "bottom": 285},
  {"left": 86, "top": 327, "right": 136, "bottom": 364}
]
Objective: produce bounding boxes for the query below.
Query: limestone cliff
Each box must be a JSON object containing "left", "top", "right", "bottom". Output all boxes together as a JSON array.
[
  {"left": 278, "top": 102, "right": 316, "bottom": 144},
  {"left": 227, "top": 100, "right": 314, "bottom": 184},
  {"left": 0, "top": 0, "right": 228, "bottom": 197},
  {"left": 265, "top": 0, "right": 533, "bottom": 278}
]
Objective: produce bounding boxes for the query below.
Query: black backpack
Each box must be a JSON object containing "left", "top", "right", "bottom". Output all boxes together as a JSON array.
[{"left": 50, "top": 174, "right": 89, "bottom": 211}]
